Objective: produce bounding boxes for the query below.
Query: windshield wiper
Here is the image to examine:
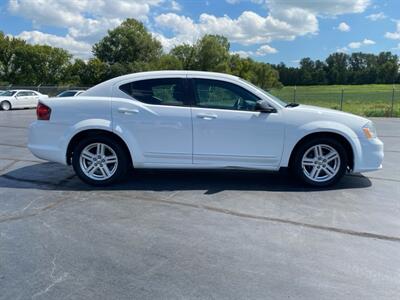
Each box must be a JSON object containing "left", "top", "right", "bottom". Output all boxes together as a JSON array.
[{"left": 285, "top": 103, "right": 300, "bottom": 107}]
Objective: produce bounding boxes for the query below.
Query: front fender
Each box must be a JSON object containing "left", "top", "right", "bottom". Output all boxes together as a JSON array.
[{"left": 280, "top": 121, "right": 362, "bottom": 167}]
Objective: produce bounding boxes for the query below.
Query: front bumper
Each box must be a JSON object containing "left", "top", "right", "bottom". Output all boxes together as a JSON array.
[{"left": 353, "top": 137, "right": 384, "bottom": 173}]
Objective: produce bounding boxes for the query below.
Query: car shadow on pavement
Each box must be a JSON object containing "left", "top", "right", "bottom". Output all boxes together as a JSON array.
[{"left": 0, "top": 162, "right": 372, "bottom": 193}]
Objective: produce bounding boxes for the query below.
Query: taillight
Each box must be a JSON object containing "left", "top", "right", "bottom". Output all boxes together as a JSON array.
[{"left": 37, "top": 102, "right": 51, "bottom": 120}]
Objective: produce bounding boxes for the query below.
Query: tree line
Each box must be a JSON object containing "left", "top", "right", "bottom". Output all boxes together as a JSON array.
[
  {"left": 1, "top": 18, "right": 399, "bottom": 88},
  {"left": 274, "top": 52, "right": 400, "bottom": 86}
]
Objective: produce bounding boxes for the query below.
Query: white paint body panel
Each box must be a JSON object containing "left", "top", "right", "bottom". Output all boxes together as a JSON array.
[{"left": 28, "top": 71, "right": 384, "bottom": 174}]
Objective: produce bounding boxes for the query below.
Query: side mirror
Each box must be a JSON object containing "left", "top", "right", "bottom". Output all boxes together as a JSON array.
[{"left": 255, "top": 100, "right": 277, "bottom": 113}]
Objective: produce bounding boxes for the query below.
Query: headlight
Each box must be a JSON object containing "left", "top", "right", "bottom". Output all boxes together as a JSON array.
[{"left": 362, "top": 122, "right": 377, "bottom": 139}]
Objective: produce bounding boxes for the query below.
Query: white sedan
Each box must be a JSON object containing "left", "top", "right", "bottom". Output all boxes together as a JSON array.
[
  {"left": 28, "top": 71, "right": 384, "bottom": 186},
  {"left": 0, "top": 90, "right": 48, "bottom": 110}
]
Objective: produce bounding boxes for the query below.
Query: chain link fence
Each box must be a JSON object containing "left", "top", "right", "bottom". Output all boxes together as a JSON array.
[
  {"left": 270, "top": 86, "right": 400, "bottom": 117},
  {"left": 1, "top": 84, "right": 399, "bottom": 117}
]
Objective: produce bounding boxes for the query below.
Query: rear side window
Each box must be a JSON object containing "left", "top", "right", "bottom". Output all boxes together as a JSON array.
[{"left": 119, "top": 78, "right": 187, "bottom": 106}]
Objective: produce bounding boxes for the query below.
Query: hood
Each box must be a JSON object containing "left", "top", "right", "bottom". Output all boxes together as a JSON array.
[{"left": 289, "top": 104, "right": 370, "bottom": 125}]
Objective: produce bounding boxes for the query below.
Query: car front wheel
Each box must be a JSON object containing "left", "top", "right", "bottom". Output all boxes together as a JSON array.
[
  {"left": 1, "top": 101, "right": 11, "bottom": 111},
  {"left": 293, "top": 138, "right": 348, "bottom": 187},
  {"left": 72, "top": 136, "right": 129, "bottom": 186}
]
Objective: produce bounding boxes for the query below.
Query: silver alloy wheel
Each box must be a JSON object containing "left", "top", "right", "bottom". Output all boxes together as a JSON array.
[
  {"left": 1, "top": 101, "right": 10, "bottom": 111},
  {"left": 79, "top": 143, "right": 118, "bottom": 181},
  {"left": 301, "top": 144, "right": 341, "bottom": 183}
]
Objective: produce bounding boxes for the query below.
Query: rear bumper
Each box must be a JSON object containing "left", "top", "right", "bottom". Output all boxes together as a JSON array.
[
  {"left": 28, "top": 121, "right": 68, "bottom": 165},
  {"left": 353, "top": 137, "right": 384, "bottom": 173}
]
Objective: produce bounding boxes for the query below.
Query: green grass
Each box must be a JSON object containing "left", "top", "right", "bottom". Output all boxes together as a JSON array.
[{"left": 269, "top": 84, "right": 400, "bottom": 117}]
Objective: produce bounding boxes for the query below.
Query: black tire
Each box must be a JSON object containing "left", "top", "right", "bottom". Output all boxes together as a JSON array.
[
  {"left": 0, "top": 101, "right": 11, "bottom": 111},
  {"left": 292, "top": 137, "right": 348, "bottom": 187},
  {"left": 72, "top": 135, "right": 129, "bottom": 186}
]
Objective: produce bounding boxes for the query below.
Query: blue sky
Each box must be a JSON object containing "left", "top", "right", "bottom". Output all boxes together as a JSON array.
[{"left": 1, "top": 0, "right": 400, "bottom": 66}]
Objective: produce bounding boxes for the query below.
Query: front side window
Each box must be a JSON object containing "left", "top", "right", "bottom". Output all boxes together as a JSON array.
[
  {"left": 193, "top": 79, "right": 260, "bottom": 111},
  {"left": 120, "top": 78, "right": 186, "bottom": 106}
]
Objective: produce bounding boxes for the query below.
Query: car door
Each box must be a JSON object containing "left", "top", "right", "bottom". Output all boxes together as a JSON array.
[
  {"left": 112, "top": 77, "right": 193, "bottom": 166},
  {"left": 191, "top": 78, "right": 285, "bottom": 168},
  {"left": 14, "top": 91, "right": 29, "bottom": 107},
  {"left": 26, "top": 91, "right": 39, "bottom": 107}
]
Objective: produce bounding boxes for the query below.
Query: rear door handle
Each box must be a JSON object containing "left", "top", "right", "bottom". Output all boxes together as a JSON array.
[
  {"left": 118, "top": 108, "right": 139, "bottom": 114},
  {"left": 197, "top": 113, "right": 217, "bottom": 120}
]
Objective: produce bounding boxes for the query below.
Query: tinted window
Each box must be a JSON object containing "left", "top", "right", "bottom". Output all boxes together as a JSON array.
[
  {"left": 120, "top": 78, "right": 186, "bottom": 106},
  {"left": 58, "top": 91, "right": 77, "bottom": 97},
  {"left": 2, "top": 91, "right": 16, "bottom": 96},
  {"left": 193, "top": 79, "right": 260, "bottom": 111}
]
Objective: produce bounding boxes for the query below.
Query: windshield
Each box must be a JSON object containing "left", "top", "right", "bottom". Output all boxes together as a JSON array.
[
  {"left": 1, "top": 91, "right": 17, "bottom": 96},
  {"left": 239, "top": 78, "right": 287, "bottom": 107}
]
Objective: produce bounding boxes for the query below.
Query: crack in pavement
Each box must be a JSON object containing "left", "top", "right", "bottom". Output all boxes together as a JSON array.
[
  {"left": 2, "top": 173, "right": 399, "bottom": 244},
  {"left": 0, "top": 143, "right": 27, "bottom": 149},
  {"left": 115, "top": 193, "right": 400, "bottom": 244}
]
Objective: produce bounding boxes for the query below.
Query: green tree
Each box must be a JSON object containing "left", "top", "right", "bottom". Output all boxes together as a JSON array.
[
  {"left": 325, "top": 53, "right": 349, "bottom": 84},
  {"left": 93, "top": 19, "right": 162, "bottom": 65},
  {"left": 194, "top": 34, "right": 230, "bottom": 72},
  {"left": 169, "top": 44, "right": 196, "bottom": 69}
]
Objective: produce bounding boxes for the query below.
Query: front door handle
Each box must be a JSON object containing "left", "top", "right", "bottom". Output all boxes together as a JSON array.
[
  {"left": 118, "top": 108, "right": 139, "bottom": 114},
  {"left": 197, "top": 113, "right": 217, "bottom": 120}
]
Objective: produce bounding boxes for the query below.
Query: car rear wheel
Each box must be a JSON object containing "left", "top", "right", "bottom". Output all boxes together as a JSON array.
[
  {"left": 1, "top": 101, "right": 11, "bottom": 111},
  {"left": 293, "top": 138, "right": 348, "bottom": 187},
  {"left": 72, "top": 136, "right": 129, "bottom": 186}
]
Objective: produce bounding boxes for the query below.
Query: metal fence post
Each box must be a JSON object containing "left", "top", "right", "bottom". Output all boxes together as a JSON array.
[
  {"left": 340, "top": 88, "right": 344, "bottom": 111},
  {"left": 293, "top": 86, "right": 297, "bottom": 103},
  {"left": 391, "top": 87, "right": 395, "bottom": 118}
]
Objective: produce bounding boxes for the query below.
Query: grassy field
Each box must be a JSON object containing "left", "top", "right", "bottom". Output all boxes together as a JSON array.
[{"left": 269, "top": 84, "right": 400, "bottom": 117}]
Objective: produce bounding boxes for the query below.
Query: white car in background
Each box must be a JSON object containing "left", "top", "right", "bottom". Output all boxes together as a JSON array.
[
  {"left": 0, "top": 90, "right": 48, "bottom": 110},
  {"left": 28, "top": 71, "right": 384, "bottom": 187}
]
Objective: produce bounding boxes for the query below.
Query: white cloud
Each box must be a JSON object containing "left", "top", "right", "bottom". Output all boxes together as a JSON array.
[
  {"left": 366, "top": 12, "right": 386, "bottom": 21},
  {"left": 16, "top": 31, "right": 92, "bottom": 59},
  {"left": 7, "top": 0, "right": 164, "bottom": 58},
  {"left": 336, "top": 47, "right": 349, "bottom": 53},
  {"left": 8, "top": 0, "right": 162, "bottom": 44},
  {"left": 231, "top": 50, "right": 252, "bottom": 58},
  {"left": 337, "top": 22, "right": 350, "bottom": 32},
  {"left": 255, "top": 44, "right": 278, "bottom": 56},
  {"left": 266, "top": 0, "right": 370, "bottom": 16},
  {"left": 348, "top": 38, "right": 375, "bottom": 49},
  {"left": 362, "top": 38, "right": 375, "bottom": 45},
  {"left": 385, "top": 21, "right": 400, "bottom": 40},
  {"left": 6, "top": 0, "right": 372, "bottom": 58},
  {"left": 154, "top": 0, "right": 371, "bottom": 51},
  {"left": 170, "top": 0, "right": 181, "bottom": 11},
  {"left": 154, "top": 10, "right": 318, "bottom": 50}
]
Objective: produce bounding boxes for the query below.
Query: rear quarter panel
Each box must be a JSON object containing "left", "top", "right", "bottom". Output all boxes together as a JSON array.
[{"left": 30, "top": 96, "right": 112, "bottom": 164}]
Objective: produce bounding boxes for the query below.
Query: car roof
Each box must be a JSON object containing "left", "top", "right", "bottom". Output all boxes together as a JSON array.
[
  {"left": 9, "top": 89, "right": 37, "bottom": 93},
  {"left": 84, "top": 71, "right": 240, "bottom": 97}
]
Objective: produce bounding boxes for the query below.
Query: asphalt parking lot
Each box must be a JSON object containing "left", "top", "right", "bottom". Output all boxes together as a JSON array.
[{"left": 0, "top": 109, "right": 399, "bottom": 300}]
